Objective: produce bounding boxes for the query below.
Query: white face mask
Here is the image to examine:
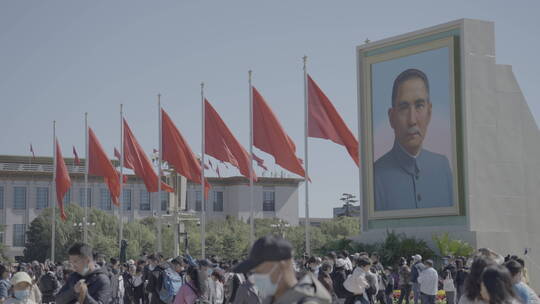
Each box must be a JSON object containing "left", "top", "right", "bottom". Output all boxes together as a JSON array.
[
  {"left": 252, "top": 264, "right": 281, "bottom": 299},
  {"left": 78, "top": 265, "right": 89, "bottom": 276}
]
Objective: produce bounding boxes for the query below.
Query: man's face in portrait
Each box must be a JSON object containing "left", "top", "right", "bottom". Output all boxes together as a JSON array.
[{"left": 388, "top": 77, "right": 432, "bottom": 156}]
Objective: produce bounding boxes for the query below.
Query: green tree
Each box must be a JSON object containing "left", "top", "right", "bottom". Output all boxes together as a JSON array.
[
  {"left": 433, "top": 232, "right": 474, "bottom": 257},
  {"left": 24, "top": 204, "right": 157, "bottom": 262}
]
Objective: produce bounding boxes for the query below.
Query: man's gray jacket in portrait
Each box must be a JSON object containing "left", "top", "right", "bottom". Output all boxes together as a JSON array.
[{"left": 374, "top": 141, "right": 453, "bottom": 211}]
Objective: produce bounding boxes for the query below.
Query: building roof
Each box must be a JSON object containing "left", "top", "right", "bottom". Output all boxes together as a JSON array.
[{"left": 0, "top": 155, "right": 303, "bottom": 186}]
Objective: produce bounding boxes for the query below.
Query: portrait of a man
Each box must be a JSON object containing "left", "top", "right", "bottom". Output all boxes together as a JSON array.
[{"left": 374, "top": 68, "right": 453, "bottom": 211}]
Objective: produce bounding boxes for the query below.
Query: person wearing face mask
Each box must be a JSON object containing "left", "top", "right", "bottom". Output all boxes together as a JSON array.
[
  {"left": 109, "top": 258, "right": 125, "bottom": 304},
  {"left": 5, "top": 272, "right": 36, "bottom": 304},
  {"left": 123, "top": 264, "right": 138, "bottom": 304},
  {"left": 146, "top": 253, "right": 170, "bottom": 304},
  {"left": 232, "top": 235, "right": 331, "bottom": 304},
  {"left": 198, "top": 259, "right": 216, "bottom": 302},
  {"left": 0, "top": 265, "right": 11, "bottom": 303},
  {"left": 55, "top": 243, "right": 112, "bottom": 304}
]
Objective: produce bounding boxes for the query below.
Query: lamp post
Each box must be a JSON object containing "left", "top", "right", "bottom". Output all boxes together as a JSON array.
[
  {"left": 73, "top": 217, "right": 96, "bottom": 240},
  {"left": 270, "top": 219, "right": 290, "bottom": 238}
]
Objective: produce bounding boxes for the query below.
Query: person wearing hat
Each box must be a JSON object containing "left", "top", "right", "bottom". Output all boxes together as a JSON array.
[
  {"left": 410, "top": 255, "right": 425, "bottom": 304},
  {"left": 5, "top": 272, "right": 36, "bottom": 304},
  {"left": 417, "top": 260, "right": 438, "bottom": 304},
  {"left": 233, "top": 235, "right": 331, "bottom": 304},
  {"left": 55, "top": 242, "right": 112, "bottom": 304}
]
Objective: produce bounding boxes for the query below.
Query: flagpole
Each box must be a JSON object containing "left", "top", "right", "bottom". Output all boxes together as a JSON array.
[
  {"left": 84, "top": 113, "right": 89, "bottom": 243},
  {"left": 200, "top": 82, "right": 206, "bottom": 258},
  {"left": 157, "top": 94, "right": 163, "bottom": 253},
  {"left": 52, "top": 121, "right": 56, "bottom": 263},
  {"left": 303, "top": 56, "right": 311, "bottom": 256},
  {"left": 119, "top": 104, "right": 124, "bottom": 255},
  {"left": 248, "top": 70, "right": 255, "bottom": 246}
]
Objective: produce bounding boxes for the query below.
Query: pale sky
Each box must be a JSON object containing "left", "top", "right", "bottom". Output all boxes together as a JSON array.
[{"left": 1, "top": 0, "right": 539, "bottom": 218}]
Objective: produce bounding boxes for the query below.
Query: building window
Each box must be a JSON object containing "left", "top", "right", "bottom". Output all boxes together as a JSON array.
[
  {"left": 79, "top": 188, "right": 92, "bottom": 208},
  {"left": 263, "top": 187, "right": 275, "bottom": 212},
  {"left": 100, "top": 189, "right": 112, "bottom": 210},
  {"left": 123, "top": 189, "right": 132, "bottom": 211},
  {"left": 13, "top": 187, "right": 26, "bottom": 210},
  {"left": 140, "top": 190, "right": 151, "bottom": 211},
  {"left": 36, "top": 187, "right": 49, "bottom": 209},
  {"left": 213, "top": 191, "right": 223, "bottom": 212},
  {"left": 0, "top": 231, "right": 4, "bottom": 244},
  {"left": 161, "top": 192, "right": 169, "bottom": 211},
  {"left": 63, "top": 189, "right": 71, "bottom": 205},
  {"left": 13, "top": 224, "right": 26, "bottom": 247},
  {"left": 0, "top": 187, "right": 4, "bottom": 209},
  {"left": 195, "top": 191, "right": 202, "bottom": 211}
]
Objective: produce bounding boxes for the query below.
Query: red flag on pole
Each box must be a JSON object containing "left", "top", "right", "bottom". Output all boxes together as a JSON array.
[
  {"left": 252, "top": 87, "right": 306, "bottom": 178},
  {"left": 252, "top": 152, "right": 268, "bottom": 171},
  {"left": 123, "top": 119, "right": 173, "bottom": 193},
  {"left": 161, "top": 108, "right": 211, "bottom": 198},
  {"left": 73, "top": 146, "right": 81, "bottom": 166},
  {"left": 205, "top": 99, "right": 256, "bottom": 181},
  {"left": 55, "top": 139, "right": 70, "bottom": 221},
  {"left": 307, "top": 74, "right": 359, "bottom": 166},
  {"left": 88, "top": 128, "right": 120, "bottom": 206},
  {"left": 30, "top": 144, "right": 36, "bottom": 160},
  {"left": 115, "top": 147, "right": 134, "bottom": 169}
]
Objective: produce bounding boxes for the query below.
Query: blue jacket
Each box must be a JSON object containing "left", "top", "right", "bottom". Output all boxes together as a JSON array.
[{"left": 0, "top": 279, "right": 10, "bottom": 299}]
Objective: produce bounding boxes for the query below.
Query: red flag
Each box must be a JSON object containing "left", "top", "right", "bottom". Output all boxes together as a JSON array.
[
  {"left": 307, "top": 75, "right": 359, "bottom": 166},
  {"left": 161, "top": 109, "right": 211, "bottom": 198},
  {"left": 72, "top": 146, "right": 81, "bottom": 165},
  {"left": 252, "top": 152, "right": 268, "bottom": 171},
  {"left": 114, "top": 147, "right": 134, "bottom": 169},
  {"left": 252, "top": 87, "right": 306, "bottom": 178},
  {"left": 55, "top": 139, "right": 71, "bottom": 221},
  {"left": 205, "top": 99, "right": 256, "bottom": 181},
  {"left": 88, "top": 128, "right": 120, "bottom": 206},
  {"left": 123, "top": 119, "right": 173, "bottom": 193},
  {"left": 30, "top": 144, "right": 35, "bottom": 160}
]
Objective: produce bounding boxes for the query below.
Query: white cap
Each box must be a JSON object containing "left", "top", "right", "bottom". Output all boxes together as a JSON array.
[
  {"left": 335, "top": 258, "right": 346, "bottom": 268},
  {"left": 11, "top": 272, "right": 32, "bottom": 286},
  {"left": 412, "top": 254, "right": 422, "bottom": 261}
]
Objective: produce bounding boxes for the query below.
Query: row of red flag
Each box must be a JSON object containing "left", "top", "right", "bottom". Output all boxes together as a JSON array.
[{"left": 52, "top": 75, "right": 359, "bottom": 220}]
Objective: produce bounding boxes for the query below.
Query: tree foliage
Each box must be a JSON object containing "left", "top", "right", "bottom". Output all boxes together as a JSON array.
[{"left": 433, "top": 232, "right": 474, "bottom": 257}]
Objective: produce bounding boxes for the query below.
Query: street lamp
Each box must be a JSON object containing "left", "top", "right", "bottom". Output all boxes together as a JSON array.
[
  {"left": 73, "top": 217, "right": 96, "bottom": 240},
  {"left": 270, "top": 219, "right": 290, "bottom": 238}
]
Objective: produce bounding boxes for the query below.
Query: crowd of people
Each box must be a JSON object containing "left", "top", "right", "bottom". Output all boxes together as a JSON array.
[{"left": 0, "top": 237, "right": 537, "bottom": 304}]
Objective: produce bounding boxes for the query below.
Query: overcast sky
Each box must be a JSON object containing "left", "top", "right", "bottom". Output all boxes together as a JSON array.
[{"left": 1, "top": 0, "right": 538, "bottom": 218}]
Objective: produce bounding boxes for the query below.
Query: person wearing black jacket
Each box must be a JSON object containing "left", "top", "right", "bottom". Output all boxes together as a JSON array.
[
  {"left": 331, "top": 258, "right": 350, "bottom": 302},
  {"left": 39, "top": 266, "right": 60, "bottom": 304},
  {"left": 145, "top": 253, "right": 168, "bottom": 304},
  {"left": 55, "top": 243, "right": 112, "bottom": 304}
]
